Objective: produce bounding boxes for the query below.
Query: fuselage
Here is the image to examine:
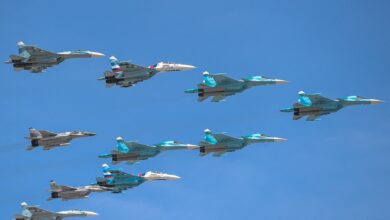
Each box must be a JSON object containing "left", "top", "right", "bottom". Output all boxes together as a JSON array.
[
  {"left": 31, "top": 131, "right": 95, "bottom": 148},
  {"left": 56, "top": 210, "right": 98, "bottom": 218},
  {"left": 51, "top": 189, "right": 90, "bottom": 200},
  {"left": 282, "top": 101, "right": 343, "bottom": 116},
  {"left": 110, "top": 150, "right": 160, "bottom": 164},
  {"left": 96, "top": 176, "right": 145, "bottom": 192}
]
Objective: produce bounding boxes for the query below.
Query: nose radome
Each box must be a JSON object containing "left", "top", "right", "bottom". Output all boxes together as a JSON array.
[
  {"left": 166, "top": 174, "right": 181, "bottom": 180},
  {"left": 85, "top": 132, "right": 96, "bottom": 136},
  {"left": 369, "top": 99, "right": 384, "bottom": 105},
  {"left": 275, "top": 79, "right": 289, "bottom": 85},
  {"left": 274, "top": 137, "right": 287, "bottom": 142},
  {"left": 90, "top": 52, "right": 105, "bottom": 58},
  {"left": 85, "top": 211, "right": 98, "bottom": 216},
  {"left": 179, "top": 64, "right": 196, "bottom": 71}
]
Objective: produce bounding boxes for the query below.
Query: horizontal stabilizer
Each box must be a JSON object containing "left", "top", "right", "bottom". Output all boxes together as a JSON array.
[
  {"left": 10, "top": 54, "right": 25, "bottom": 61},
  {"left": 104, "top": 71, "right": 115, "bottom": 78},
  {"left": 111, "top": 150, "right": 124, "bottom": 155}
]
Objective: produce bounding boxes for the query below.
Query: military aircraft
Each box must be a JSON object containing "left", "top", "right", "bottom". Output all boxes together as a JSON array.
[
  {"left": 99, "top": 136, "right": 198, "bottom": 164},
  {"left": 48, "top": 180, "right": 110, "bottom": 201},
  {"left": 185, "top": 71, "right": 288, "bottom": 102},
  {"left": 15, "top": 202, "right": 97, "bottom": 220},
  {"left": 197, "top": 129, "right": 287, "bottom": 156},
  {"left": 25, "top": 127, "right": 96, "bottom": 151},
  {"left": 280, "top": 91, "right": 384, "bottom": 121},
  {"left": 96, "top": 164, "right": 180, "bottom": 193},
  {"left": 98, "top": 56, "right": 196, "bottom": 87},
  {"left": 5, "top": 41, "right": 104, "bottom": 73}
]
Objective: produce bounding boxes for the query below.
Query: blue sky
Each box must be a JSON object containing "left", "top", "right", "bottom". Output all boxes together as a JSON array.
[{"left": 1, "top": 0, "right": 390, "bottom": 219}]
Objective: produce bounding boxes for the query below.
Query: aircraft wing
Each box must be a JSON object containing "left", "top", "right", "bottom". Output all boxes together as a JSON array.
[
  {"left": 59, "top": 185, "right": 78, "bottom": 191},
  {"left": 24, "top": 46, "right": 57, "bottom": 57},
  {"left": 211, "top": 74, "right": 240, "bottom": 85},
  {"left": 30, "top": 65, "right": 47, "bottom": 73},
  {"left": 212, "top": 151, "right": 227, "bottom": 157},
  {"left": 212, "top": 133, "right": 241, "bottom": 143},
  {"left": 14, "top": 214, "right": 28, "bottom": 220},
  {"left": 39, "top": 130, "right": 57, "bottom": 137},
  {"left": 198, "top": 96, "right": 209, "bottom": 102},
  {"left": 125, "top": 141, "right": 151, "bottom": 151},
  {"left": 211, "top": 95, "right": 227, "bottom": 102},
  {"left": 305, "top": 112, "right": 331, "bottom": 121},
  {"left": 306, "top": 115, "right": 321, "bottom": 121},
  {"left": 305, "top": 94, "right": 335, "bottom": 105},
  {"left": 119, "top": 61, "right": 149, "bottom": 73},
  {"left": 43, "top": 145, "right": 57, "bottom": 151},
  {"left": 120, "top": 78, "right": 147, "bottom": 87},
  {"left": 26, "top": 206, "right": 54, "bottom": 216}
]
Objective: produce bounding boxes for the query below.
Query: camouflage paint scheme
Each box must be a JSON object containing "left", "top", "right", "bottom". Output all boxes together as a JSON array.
[
  {"left": 185, "top": 71, "right": 288, "bottom": 102},
  {"left": 5, "top": 42, "right": 104, "bottom": 73},
  {"left": 280, "top": 91, "right": 383, "bottom": 121},
  {"left": 199, "top": 129, "right": 286, "bottom": 156}
]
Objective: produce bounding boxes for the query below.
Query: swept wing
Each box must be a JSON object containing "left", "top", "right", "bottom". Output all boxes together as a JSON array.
[{"left": 211, "top": 74, "right": 240, "bottom": 86}]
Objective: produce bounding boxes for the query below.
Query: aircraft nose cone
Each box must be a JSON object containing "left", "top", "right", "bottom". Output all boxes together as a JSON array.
[
  {"left": 85, "top": 211, "right": 98, "bottom": 216},
  {"left": 165, "top": 174, "right": 181, "bottom": 180},
  {"left": 90, "top": 52, "right": 105, "bottom": 58},
  {"left": 275, "top": 79, "right": 289, "bottom": 85},
  {"left": 143, "top": 172, "right": 181, "bottom": 180},
  {"left": 84, "top": 132, "right": 96, "bottom": 136},
  {"left": 370, "top": 99, "right": 384, "bottom": 105},
  {"left": 274, "top": 137, "right": 287, "bottom": 142},
  {"left": 179, "top": 64, "right": 196, "bottom": 71}
]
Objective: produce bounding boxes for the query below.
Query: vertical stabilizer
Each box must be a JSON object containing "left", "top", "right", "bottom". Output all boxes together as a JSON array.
[
  {"left": 102, "top": 164, "right": 114, "bottom": 184},
  {"left": 204, "top": 129, "right": 217, "bottom": 144},
  {"left": 49, "top": 180, "right": 61, "bottom": 191},
  {"left": 29, "top": 127, "right": 42, "bottom": 139},
  {"left": 116, "top": 137, "right": 129, "bottom": 153},
  {"left": 109, "top": 56, "right": 123, "bottom": 77},
  {"left": 298, "top": 91, "right": 312, "bottom": 106},
  {"left": 202, "top": 71, "right": 217, "bottom": 87},
  {"left": 20, "top": 202, "right": 32, "bottom": 218},
  {"left": 17, "top": 41, "right": 25, "bottom": 48}
]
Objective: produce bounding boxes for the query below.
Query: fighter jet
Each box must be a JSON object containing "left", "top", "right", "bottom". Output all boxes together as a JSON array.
[
  {"left": 15, "top": 202, "right": 97, "bottom": 220},
  {"left": 280, "top": 91, "right": 384, "bottom": 121},
  {"left": 99, "top": 137, "right": 198, "bottom": 164},
  {"left": 5, "top": 41, "right": 104, "bottom": 73},
  {"left": 48, "top": 180, "right": 110, "bottom": 201},
  {"left": 96, "top": 164, "right": 180, "bottom": 193},
  {"left": 198, "top": 129, "right": 287, "bottom": 157},
  {"left": 98, "top": 56, "right": 196, "bottom": 87},
  {"left": 25, "top": 127, "right": 96, "bottom": 151},
  {"left": 185, "top": 71, "right": 288, "bottom": 102}
]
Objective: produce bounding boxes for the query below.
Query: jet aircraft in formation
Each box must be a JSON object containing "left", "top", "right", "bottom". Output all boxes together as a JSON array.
[
  {"left": 198, "top": 129, "right": 286, "bottom": 156},
  {"left": 99, "top": 136, "right": 198, "bottom": 164},
  {"left": 25, "top": 127, "right": 96, "bottom": 151},
  {"left": 5, "top": 42, "right": 104, "bottom": 73},
  {"left": 280, "top": 91, "right": 383, "bottom": 121},
  {"left": 95, "top": 164, "right": 180, "bottom": 193},
  {"left": 98, "top": 56, "right": 196, "bottom": 87},
  {"left": 9, "top": 40, "right": 385, "bottom": 219},
  {"left": 15, "top": 202, "right": 97, "bottom": 220},
  {"left": 185, "top": 71, "right": 288, "bottom": 102},
  {"left": 48, "top": 180, "right": 110, "bottom": 201}
]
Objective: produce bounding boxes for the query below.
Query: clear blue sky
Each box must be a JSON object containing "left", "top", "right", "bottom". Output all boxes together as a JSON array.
[{"left": 1, "top": 0, "right": 390, "bottom": 219}]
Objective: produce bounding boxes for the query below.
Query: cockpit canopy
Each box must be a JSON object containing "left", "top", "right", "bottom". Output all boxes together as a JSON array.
[
  {"left": 340, "top": 95, "right": 366, "bottom": 101},
  {"left": 246, "top": 76, "right": 269, "bottom": 81},
  {"left": 244, "top": 134, "right": 266, "bottom": 139},
  {"left": 158, "top": 140, "right": 181, "bottom": 146}
]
